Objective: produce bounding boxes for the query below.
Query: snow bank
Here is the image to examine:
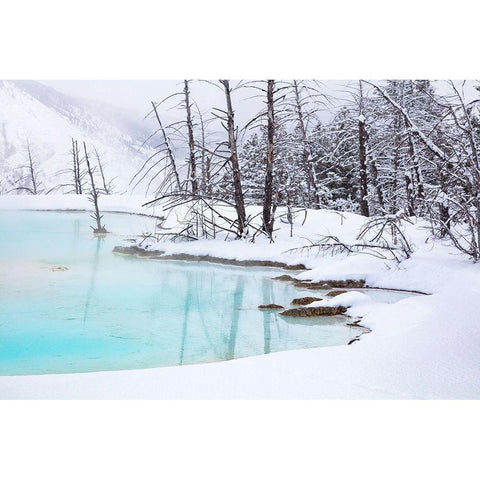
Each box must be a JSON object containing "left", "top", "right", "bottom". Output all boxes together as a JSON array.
[{"left": 310, "top": 291, "right": 372, "bottom": 308}]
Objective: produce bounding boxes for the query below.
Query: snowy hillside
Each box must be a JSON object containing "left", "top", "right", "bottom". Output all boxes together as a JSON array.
[
  {"left": 1, "top": 194, "right": 479, "bottom": 399},
  {"left": 0, "top": 80, "right": 154, "bottom": 193}
]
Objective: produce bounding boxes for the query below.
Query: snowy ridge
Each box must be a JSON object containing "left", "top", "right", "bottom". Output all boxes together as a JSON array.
[{"left": 0, "top": 81, "right": 154, "bottom": 193}]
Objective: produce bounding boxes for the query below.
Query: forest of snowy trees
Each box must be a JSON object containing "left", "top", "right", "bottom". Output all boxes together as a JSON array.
[
  {"left": 6, "top": 80, "right": 480, "bottom": 261},
  {"left": 133, "top": 80, "right": 480, "bottom": 261}
]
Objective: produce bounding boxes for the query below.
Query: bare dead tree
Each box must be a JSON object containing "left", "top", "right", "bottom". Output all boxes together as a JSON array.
[
  {"left": 368, "top": 152, "right": 385, "bottom": 212},
  {"left": 404, "top": 82, "right": 425, "bottom": 214},
  {"left": 131, "top": 81, "right": 208, "bottom": 198},
  {"left": 10, "top": 140, "right": 47, "bottom": 194},
  {"left": 131, "top": 101, "right": 183, "bottom": 196},
  {"left": 152, "top": 101, "right": 181, "bottom": 192},
  {"left": 357, "top": 81, "right": 370, "bottom": 217},
  {"left": 94, "top": 148, "right": 115, "bottom": 194},
  {"left": 52, "top": 138, "right": 85, "bottom": 194},
  {"left": 219, "top": 80, "right": 248, "bottom": 238},
  {"left": 71, "top": 138, "right": 79, "bottom": 194},
  {"left": 262, "top": 79, "right": 277, "bottom": 239},
  {"left": 142, "top": 193, "right": 249, "bottom": 242},
  {"left": 286, "top": 213, "right": 412, "bottom": 263},
  {"left": 26, "top": 141, "right": 38, "bottom": 194},
  {"left": 83, "top": 141, "right": 107, "bottom": 234},
  {"left": 194, "top": 104, "right": 210, "bottom": 195},
  {"left": 72, "top": 138, "right": 83, "bottom": 194},
  {"left": 290, "top": 80, "right": 321, "bottom": 208}
]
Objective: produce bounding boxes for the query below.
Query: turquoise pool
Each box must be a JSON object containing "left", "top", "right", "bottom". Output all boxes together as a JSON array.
[{"left": 0, "top": 210, "right": 365, "bottom": 376}]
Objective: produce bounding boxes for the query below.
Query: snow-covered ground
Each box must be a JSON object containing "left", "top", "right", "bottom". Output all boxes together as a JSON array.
[{"left": 1, "top": 194, "right": 479, "bottom": 399}]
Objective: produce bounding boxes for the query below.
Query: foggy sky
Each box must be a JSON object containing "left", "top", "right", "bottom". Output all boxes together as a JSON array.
[{"left": 39, "top": 80, "right": 340, "bottom": 128}]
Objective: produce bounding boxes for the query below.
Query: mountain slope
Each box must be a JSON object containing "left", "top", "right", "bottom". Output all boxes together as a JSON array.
[{"left": 0, "top": 80, "right": 155, "bottom": 194}]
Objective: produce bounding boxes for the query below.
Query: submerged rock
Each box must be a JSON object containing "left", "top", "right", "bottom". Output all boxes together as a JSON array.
[
  {"left": 291, "top": 296, "right": 322, "bottom": 306},
  {"left": 280, "top": 306, "right": 347, "bottom": 317},
  {"left": 258, "top": 304, "right": 284, "bottom": 310},
  {"left": 50, "top": 266, "right": 69, "bottom": 272},
  {"left": 326, "top": 289, "right": 348, "bottom": 297}
]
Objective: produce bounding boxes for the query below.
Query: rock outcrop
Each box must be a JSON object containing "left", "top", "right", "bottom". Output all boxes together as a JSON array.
[
  {"left": 291, "top": 296, "right": 322, "bottom": 306},
  {"left": 280, "top": 306, "right": 347, "bottom": 317},
  {"left": 326, "top": 289, "right": 348, "bottom": 297}
]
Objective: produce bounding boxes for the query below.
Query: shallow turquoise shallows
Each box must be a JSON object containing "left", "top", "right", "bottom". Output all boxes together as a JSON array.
[{"left": 0, "top": 210, "right": 405, "bottom": 376}]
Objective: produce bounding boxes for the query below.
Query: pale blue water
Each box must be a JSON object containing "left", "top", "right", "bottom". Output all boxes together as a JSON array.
[{"left": 0, "top": 210, "right": 381, "bottom": 376}]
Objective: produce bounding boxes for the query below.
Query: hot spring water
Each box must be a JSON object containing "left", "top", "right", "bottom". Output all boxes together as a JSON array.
[{"left": 0, "top": 210, "right": 409, "bottom": 375}]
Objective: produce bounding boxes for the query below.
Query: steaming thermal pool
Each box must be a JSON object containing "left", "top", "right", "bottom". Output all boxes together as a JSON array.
[{"left": 0, "top": 210, "right": 412, "bottom": 376}]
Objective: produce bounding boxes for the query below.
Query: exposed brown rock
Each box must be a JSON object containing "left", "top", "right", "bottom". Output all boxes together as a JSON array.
[
  {"left": 291, "top": 296, "right": 322, "bottom": 306},
  {"left": 291, "top": 279, "right": 366, "bottom": 290},
  {"left": 158, "top": 254, "right": 297, "bottom": 269},
  {"left": 258, "top": 304, "right": 284, "bottom": 310},
  {"left": 326, "top": 289, "right": 348, "bottom": 297},
  {"left": 272, "top": 274, "right": 297, "bottom": 282},
  {"left": 280, "top": 306, "right": 347, "bottom": 317},
  {"left": 112, "top": 245, "right": 165, "bottom": 257},
  {"left": 322, "top": 279, "right": 365, "bottom": 289},
  {"left": 283, "top": 263, "right": 307, "bottom": 271}
]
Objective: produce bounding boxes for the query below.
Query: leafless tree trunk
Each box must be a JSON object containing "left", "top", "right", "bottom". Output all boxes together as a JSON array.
[
  {"left": 262, "top": 80, "right": 276, "bottom": 238},
  {"left": 406, "top": 125, "right": 424, "bottom": 210},
  {"left": 220, "top": 80, "right": 247, "bottom": 237},
  {"left": 357, "top": 82, "right": 370, "bottom": 217},
  {"left": 71, "top": 138, "right": 83, "bottom": 194},
  {"left": 184, "top": 80, "right": 198, "bottom": 194},
  {"left": 390, "top": 108, "right": 402, "bottom": 214},
  {"left": 196, "top": 106, "right": 209, "bottom": 194},
  {"left": 83, "top": 141, "right": 107, "bottom": 234},
  {"left": 71, "top": 138, "right": 79, "bottom": 194},
  {"left": 94, "top": 148, "right": 112, "bottom": 194},
  {"left": 367, "top": 153, "right": 384, "bottom": 212},
  {"left": 292, "top": 80, "right": 320, "bottom": 208},
  {"left": 26, "top": 141, "right": 38, "bottom": 195},
  {"left": 76, "top": 140, "right": 82, "bottom": 194},
  {"left": 404, "top": 170, "right": 415, "bottom": 216},
  {"left": 151, "top": 101, "right": 181, "bottom": 192}
]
